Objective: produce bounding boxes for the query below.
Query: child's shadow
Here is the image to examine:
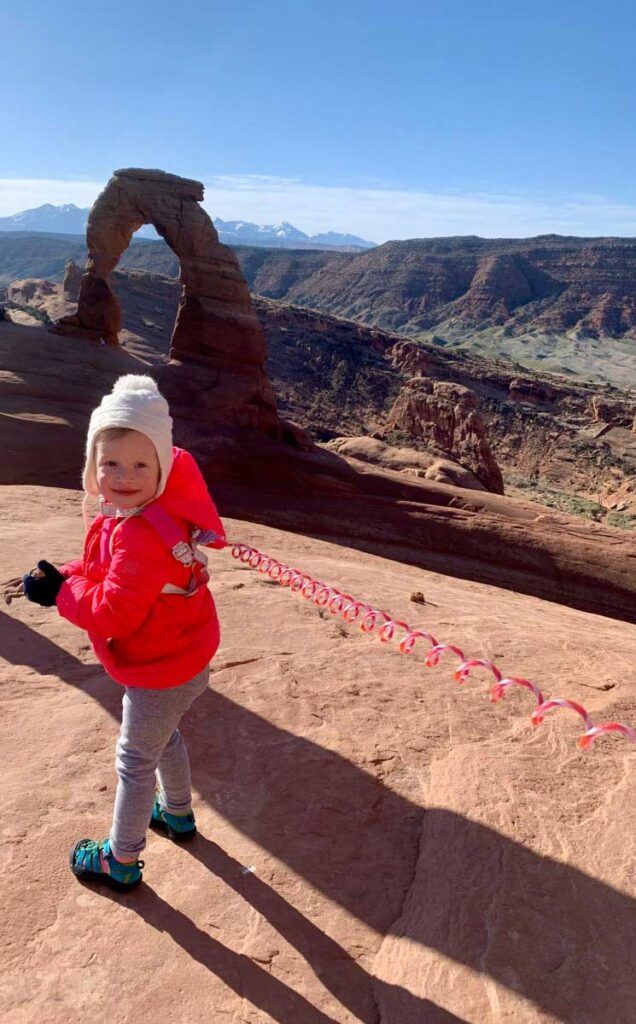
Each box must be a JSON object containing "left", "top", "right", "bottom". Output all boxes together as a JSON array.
[{"left": 108, "top": 841, "right": 466, "bottom": 1024}]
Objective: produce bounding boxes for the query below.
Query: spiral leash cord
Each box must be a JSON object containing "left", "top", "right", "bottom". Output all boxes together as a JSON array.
[{"left": 230, "top": 542, "right": 636, "bottom": 752}]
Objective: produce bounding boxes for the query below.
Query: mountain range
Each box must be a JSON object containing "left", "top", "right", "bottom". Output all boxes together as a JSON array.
[{"left": 0, "top": 204, "right": 376, "bottom": 251}]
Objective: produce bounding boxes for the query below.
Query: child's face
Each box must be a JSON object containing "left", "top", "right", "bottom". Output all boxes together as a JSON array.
[{"left": 96, "top": 430, "right": 160, "bottom": 509}]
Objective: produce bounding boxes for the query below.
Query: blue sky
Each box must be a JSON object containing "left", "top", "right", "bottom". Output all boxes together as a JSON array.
[{"left": 2, "top": 0, "right": 636, "bottom": 240}]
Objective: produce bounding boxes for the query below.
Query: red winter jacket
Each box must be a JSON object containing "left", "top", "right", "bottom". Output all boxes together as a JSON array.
[{"left": 56, "top": 448, "right": 226, "bottom": 688}]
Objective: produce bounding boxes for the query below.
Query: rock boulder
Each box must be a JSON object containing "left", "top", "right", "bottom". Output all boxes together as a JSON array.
[{"left": 387, "top": 377, "right": 504, "bottom": 493}]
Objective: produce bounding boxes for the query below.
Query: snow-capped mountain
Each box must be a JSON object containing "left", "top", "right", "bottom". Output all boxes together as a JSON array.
[
  {"left": 0, "top": 204, "right": 158, "bottom": 239},
  {"left": 215, "top": 218, "right": 374, "bottom": 249},
  {"left": 0, "top": 205, "right": 376, "bottom": 250},
  {"left": 0, "top": 203, "right": 90, "bottom": 235},
  {"left": 258, "top": 221, "right": 309, "bottom": 241}
]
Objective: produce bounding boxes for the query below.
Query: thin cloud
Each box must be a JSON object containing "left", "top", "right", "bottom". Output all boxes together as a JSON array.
[{"left": 1, "top": 175, "right": 636, "bottom": 242}]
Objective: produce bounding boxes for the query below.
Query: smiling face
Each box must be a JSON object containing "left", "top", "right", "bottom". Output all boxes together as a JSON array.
[{"left": 95, "top": 429, "right": 160, "bottom": 509}]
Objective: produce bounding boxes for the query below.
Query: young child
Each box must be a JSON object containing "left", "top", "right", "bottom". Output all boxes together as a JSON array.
[{"left": 22, "top": 374, "right": 226, "bottom": 892}]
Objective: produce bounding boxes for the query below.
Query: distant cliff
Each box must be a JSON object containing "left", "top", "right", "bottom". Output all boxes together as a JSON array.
[{"left": 274, "top": 235, "right": 636, "bottom": 338}]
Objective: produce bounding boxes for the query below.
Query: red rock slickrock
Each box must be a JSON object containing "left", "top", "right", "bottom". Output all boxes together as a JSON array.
[
  {"left": 387, "top": 377, "right": 504, "bottom": 493},
  {"left": 1, "top": 486, "right": 635, "bottom": 1023},
  {"left": 52, "top": 167, "right": 282, "bottom": 436}
]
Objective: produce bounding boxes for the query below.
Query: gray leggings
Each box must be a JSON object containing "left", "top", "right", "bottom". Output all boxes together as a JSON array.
[{"left": 109, "top": 666, "right": 209, "bottom": 861}]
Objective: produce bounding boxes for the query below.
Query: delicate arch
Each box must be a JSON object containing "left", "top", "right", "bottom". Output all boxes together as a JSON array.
[{"left": 54, "top": 167, "right": 280, "bottom": 432}]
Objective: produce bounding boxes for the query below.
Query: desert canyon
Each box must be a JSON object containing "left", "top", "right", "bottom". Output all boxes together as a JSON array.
[{"left": 1, "top": 168, "right": 635, "bottom": 1024}]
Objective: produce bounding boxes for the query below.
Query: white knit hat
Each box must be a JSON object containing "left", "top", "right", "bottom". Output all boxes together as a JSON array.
[{"left": 83, "top": 374, "right": 174, "bottom": 498}]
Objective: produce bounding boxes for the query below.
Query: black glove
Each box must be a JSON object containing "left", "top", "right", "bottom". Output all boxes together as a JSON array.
[{"left": 22, "top": 560, "right": 65, "bottom": 607}]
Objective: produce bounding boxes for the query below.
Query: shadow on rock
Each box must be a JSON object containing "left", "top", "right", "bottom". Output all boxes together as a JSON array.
[
  {"left": 0, "top": 609, "right": 121, "bottom": 717},
  {"left": 102, "top": 883, "right": 342, "bottom": 1024},
  {"left": 181, "top": 836, "right": 466, "bottom": 1024},
  {"left": 104, "top": 865, "right": 467, "bottom": 1024}
]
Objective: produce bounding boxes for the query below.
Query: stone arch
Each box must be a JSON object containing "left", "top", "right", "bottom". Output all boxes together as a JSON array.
[{"left": 54, "top": 167, "right": 282, "bottom": 434}]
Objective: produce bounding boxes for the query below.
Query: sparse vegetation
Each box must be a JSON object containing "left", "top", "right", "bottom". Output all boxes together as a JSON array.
[
  {"left": 605, "top": 511, "right": 636, "bottom": 530},
  {"left": 505, "top": 474, "right": 636, "bottom": 529},
  {"left": 5, "top": 301, "right": 53, "bottom": 325}
]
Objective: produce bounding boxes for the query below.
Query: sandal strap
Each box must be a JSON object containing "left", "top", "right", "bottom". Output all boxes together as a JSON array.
[
  {"left": 73, "top": 838, "right": 143, "bottom": 883},
  {"left": 74, "top": 838, "right": 104, "bottom": 873}
]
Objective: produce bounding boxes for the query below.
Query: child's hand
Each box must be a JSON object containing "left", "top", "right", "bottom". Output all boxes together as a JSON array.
[
  {"left": 3, "top": 576, "right": 25, "bottom": 606},
  {"left": 22, "top": 560, "right": 65, "bottom": 607}
]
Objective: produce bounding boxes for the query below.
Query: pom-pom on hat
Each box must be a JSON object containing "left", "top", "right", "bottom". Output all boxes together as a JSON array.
[{"left": 83, "top": 374, "right": 174, "bottom": 499}]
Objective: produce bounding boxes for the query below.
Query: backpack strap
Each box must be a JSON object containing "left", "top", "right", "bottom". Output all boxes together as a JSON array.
[
  {"left": 140, "top": 503, "right": 213, "bottom": 598},
  {"left": 100, "top": 518, "right": 118, "bottom": 564},
  {"left": 140, "top": 504, "right": 194, "bottom": 566}
]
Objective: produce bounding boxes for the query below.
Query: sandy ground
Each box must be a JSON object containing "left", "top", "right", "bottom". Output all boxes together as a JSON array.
[{"left": 1, "top": 485, "right": 635, "bottom": 1023}]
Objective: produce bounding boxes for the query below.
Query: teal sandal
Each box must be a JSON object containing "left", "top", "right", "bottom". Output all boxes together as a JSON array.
[
  {"left": 69, "top": 837, "right": 144, "bottom": 892},
  {"left": 149, "top": 795, "right": 197, "bottom": 842}
]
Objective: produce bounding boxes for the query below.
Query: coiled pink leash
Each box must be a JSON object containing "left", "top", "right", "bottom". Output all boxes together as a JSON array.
[
  {"left": 490, "top": 677, "right": 545, "bottom": 705},
  {"left": 230, "top": 543, "right": 635, "bottom": 751}
]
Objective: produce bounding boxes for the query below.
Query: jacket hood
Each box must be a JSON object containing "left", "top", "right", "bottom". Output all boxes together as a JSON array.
[{"left": 156, "top": 448, "right": 221, "bottom": 531}]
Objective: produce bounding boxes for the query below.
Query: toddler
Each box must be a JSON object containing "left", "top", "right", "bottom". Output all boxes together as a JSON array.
[{"left": 22, "top": 374, "right": 226, "bottom": 891}]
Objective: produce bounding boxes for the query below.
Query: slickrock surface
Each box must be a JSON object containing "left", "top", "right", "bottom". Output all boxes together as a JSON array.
[
  {"left": 322, "top": 437, "right": 490, "bottom": 492},
  {"left": 1, "top": 486, "right": 635, "bottom": 1023}
]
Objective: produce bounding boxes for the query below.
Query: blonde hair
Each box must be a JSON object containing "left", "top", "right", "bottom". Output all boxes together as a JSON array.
[{"left": 94, "top": 426, "right": 136, "bottom": 444}]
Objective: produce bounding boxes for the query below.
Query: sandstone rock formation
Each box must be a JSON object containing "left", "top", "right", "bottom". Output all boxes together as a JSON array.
[
  {"left": 7, "top": 278, "right": 57, "bottom": 304},
  {"left": 6, "top": 230, "right": 636, "bottom": 344},
  {"left": 590, "top": 394, "right": 636, "bottom": 427},
  {"left": 387, "top": 377, "right": 504, "bottom": 493},
  {"left": 8, "top": 267, "right": 636, "bottom": 520},
  {"left": 62, "top": 258, "right": 83, "bottom": 300},
  {"left": 508, "top": 377, "right": 557, "bottom": 405},
  {"left": 53, "top": 168, "right": 282, "bottom": 435},
  {"left": 324, "top": 435, "right": 489, "bottom": 491},
  {"left": 387, "top": 338, "right": 636, "bottom": 517}
]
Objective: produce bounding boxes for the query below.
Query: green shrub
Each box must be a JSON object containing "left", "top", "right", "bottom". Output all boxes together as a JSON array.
[{"left": 6, "top": 301, "right": 53, "bottom": 326}]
